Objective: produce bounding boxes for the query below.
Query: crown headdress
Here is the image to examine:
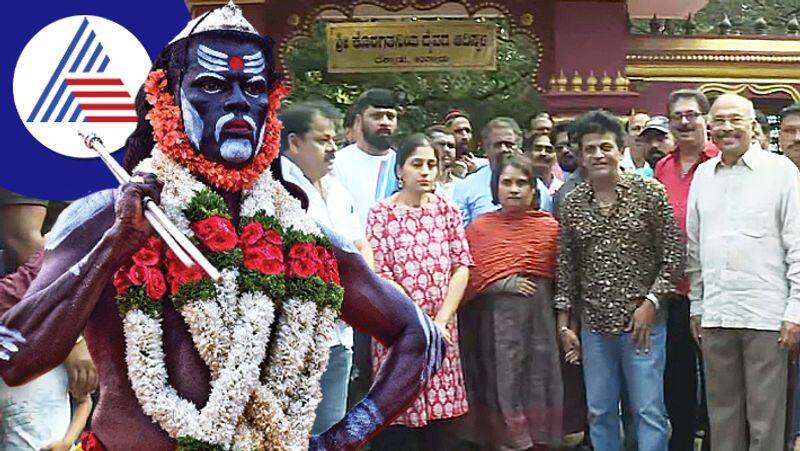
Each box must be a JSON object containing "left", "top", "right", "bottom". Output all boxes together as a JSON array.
[{"left": 170, "top": 1, "right": 259, "bottom": 45}]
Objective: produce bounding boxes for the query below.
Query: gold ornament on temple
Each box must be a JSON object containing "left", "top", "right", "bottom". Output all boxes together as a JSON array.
[
  {"left": 601, "top": 72, "right": 613, "bottom": 92},
  {"left": 614, "top": 71, "right": 629, "bottom": 92},
  {"left": 586, "top": 71, "right": 598, "bottom": 92},
  {"left": 557, "top": 70, "right": 568, "bottom": 92},
  {"left": 571, "top": 71, "right": 583, "bottom": 92}
]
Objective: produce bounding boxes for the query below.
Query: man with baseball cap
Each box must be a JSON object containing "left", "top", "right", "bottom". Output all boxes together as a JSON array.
[{"left": 639, "top": 116, "right": 676, "bottom": 170}]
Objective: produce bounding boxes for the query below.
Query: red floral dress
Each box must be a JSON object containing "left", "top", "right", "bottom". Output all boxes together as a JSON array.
[{"left": 366, "top": 194, "right": 473, "bottom": 427}]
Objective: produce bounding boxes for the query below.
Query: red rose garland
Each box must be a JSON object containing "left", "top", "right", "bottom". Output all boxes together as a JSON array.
[
  {"left": 192, "top": 216, "right": 238, "bottom": 252},
  {"left": 286, "top": 242, "right": 320, "bottom": 279},
  {"left": 113, "top": 236, "right": 167, "bottom": 301},
  {"left": 113, "top": 236, "right": 168, "bottom": 317},
  {"left": 113, "top": 192, "right": 345, "bottom": 317},
  {"left": 317, "top": 246, "right": 341, "bottom": 285},
  {"left": 79, "top": 432, "right": 106, "bottom": 451},
  {"left": 164, "top": 248, "right": 205, "bottom": 295},
  {"left": 240, "top": 221, "right": 284, "bottom": 276},
  {"left": 144, "top": 69, "right": 289, "bottom": 192}
]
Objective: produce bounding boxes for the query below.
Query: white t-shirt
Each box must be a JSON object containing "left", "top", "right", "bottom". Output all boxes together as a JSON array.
[
  {"left": 332, "top": 144, "right": 398, "bottom": 228},
  {"left": 281, "top": 156, "right": 359, "bottom": 349},
  {"left": 281, "top": 157, "right": 365, "bottom": 244},
  {"left": 0, "top": 365, "right": 70, "bottom": 450}
]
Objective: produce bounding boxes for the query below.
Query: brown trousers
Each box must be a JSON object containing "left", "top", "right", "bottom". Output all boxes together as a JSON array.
[{"left": 701, "top": 328, "right": 788, "bottom": 451}]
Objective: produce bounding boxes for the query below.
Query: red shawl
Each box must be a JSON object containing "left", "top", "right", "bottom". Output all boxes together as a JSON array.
[{"left": 465, "top": 210, "right": 559, "bottom": 295}]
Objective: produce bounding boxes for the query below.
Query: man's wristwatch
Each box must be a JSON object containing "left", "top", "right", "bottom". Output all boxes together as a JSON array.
[{"left": 645, "top": 293, "right": 660, "bottom": 310}]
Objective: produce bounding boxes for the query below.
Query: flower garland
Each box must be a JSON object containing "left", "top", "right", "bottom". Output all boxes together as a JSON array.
[
  {"left": 112, "top": 147, "right": 342, "bottom": 450},
  {"left": 144, "top": 69, "right": 289, "bottom": 192}
]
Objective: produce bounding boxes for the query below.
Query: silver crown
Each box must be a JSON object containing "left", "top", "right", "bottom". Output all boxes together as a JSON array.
[{"left": 170, "top": 1, "right": 259, "bottom": 45}]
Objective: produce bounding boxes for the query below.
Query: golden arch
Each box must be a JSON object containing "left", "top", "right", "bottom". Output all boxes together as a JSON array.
[{"left": 698, "top": 83, "right": 800, "bottom": 102}]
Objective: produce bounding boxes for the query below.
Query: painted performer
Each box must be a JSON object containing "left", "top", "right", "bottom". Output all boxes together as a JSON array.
[{"left": 0, "top": 3, "right": 442, "bottom": 450}]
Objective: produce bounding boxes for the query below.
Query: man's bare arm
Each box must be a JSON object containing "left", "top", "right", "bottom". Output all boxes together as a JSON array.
[
  {"left": 311, "top": 246, "right": 442, "bottom": 450},
  {"left": 0, "top": 175, "right": 160, "bottom": 385}
]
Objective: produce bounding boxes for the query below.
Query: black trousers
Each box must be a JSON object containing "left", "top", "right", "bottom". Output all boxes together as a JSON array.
[
  {"left": 347, "top": 330, "right": 372, "bottom": 409},
  {"left": 371, "top": 419, "right": 459, "bottom": 451},
  {"left": 664, "top": 294, "right": 699, "bottom": 451}
]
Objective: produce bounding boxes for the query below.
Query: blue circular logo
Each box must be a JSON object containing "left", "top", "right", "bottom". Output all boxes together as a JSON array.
[{"left": 3, "top": 1, "right": 189, "bottom": 200}]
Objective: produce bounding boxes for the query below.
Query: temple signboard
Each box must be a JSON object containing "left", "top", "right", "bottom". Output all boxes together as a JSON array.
[{"left": 327, "top": 21, "right": 496, "bottom": 73}]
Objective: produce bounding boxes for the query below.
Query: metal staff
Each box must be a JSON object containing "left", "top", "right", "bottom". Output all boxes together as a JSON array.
[{"left": 79, "top": 132, "right": 222, "bottom": 283}]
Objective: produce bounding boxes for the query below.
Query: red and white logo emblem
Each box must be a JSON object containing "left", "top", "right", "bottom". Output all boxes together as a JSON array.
[{"left": 13, "top": 15, "right": 151, "bottom": 158}]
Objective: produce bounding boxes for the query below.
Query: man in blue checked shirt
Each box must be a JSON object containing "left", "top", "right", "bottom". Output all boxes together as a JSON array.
[{"left": 453, "top": 117, "right": 552, "bottom": 227}]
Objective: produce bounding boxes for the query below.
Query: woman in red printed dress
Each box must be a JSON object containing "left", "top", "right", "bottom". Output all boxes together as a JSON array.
[{"left": 367, "top": 134, "right": 472, "bottom": 451}]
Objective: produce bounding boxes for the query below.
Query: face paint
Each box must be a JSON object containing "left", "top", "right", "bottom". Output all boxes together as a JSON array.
[
  {"left": 197, "top": 44, "right": 231, "bottom": 72},
  {"left": 214, "top": 112, "right": 256, "bottom": 147},
  {"left": 179, "top": 37, "right": 269, "bottom": 168},
  {"left": 197, "top": 44, "right": 264, "bottom": 75},
  {"left": 242, "top": 52, "right": 265, "bottom": 74},
  {"left": 220, "top": 139, "right": 253, "bottom": 163},
  {"left": 180, "top": 88, "right": 203, "bottom": 148}
]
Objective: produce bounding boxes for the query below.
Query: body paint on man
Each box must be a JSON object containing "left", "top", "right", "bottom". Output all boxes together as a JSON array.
[{"left": 0, "top": 19, "right": 443, "bottom": 451}]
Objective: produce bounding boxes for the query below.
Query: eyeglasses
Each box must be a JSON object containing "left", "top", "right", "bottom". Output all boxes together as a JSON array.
[{"left": 669, "top": 111, "right": 702, "bottom": 123}]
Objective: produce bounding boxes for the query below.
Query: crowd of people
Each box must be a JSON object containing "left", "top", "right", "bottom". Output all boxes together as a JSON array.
[{"left": 2, "top": 84, "right": 800, "bottom": 451}]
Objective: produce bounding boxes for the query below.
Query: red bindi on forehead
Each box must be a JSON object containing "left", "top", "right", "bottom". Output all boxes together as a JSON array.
[{"left": 228, "top": 55, "right": 244, "bottom": 71}]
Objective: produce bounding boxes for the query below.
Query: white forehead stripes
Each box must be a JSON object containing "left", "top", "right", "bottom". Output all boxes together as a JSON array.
[
  {"left": 197, "top": 44, "right": 265, "bottom": 74},
  {"left": 193, "top": 72, "right": 226, "bottom": 81},
  {"left": 198, "top": 44, "right": 228, "bottom": 72},
  {"left": 243, "top": 52, "right": 264, "bottom": 74}
]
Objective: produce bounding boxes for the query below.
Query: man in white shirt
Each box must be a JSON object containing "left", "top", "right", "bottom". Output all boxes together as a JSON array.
[
  {"left": 332, "top": 89, "right": 399, "bottom": 227},
  {"left": 330, "top": 89, "right": 399, "bottom": 410},
  {"left": 687, "top": 93, "right": 800, "bottom": 451},
  {"left": 779, "top": 103, "right": 800, "bottom": 171},
  {"left": 622, "top": 111, "right": 650, "bottom": 173},
  {"left": 525, "top": 133, "right": 564, "bottom": 195},
  {"left": 278, "top": 101, "right": 373, "bottom": 435}
]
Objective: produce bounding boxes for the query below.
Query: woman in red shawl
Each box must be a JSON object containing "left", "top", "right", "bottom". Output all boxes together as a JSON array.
[{"left": 458, "top": 154, "right": 563, "bottom": 450}]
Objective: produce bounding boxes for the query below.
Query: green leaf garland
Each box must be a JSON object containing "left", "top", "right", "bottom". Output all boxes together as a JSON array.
[
  {"left": 172, "top": 278, "right": 217, "bottom": 311},
  {"left": 116, "top": 188, "right": 344, "bottom": 325},
  {"left": 116, "top": 286, "right": 163, "bottom": 319},
  {"left": 176, "top": 436, "right": 227, "bottom": 451},
  {"left": 238, "top": 269, "right": 286, "bottom": 300},
  {"left": 185, "top": 189, "right": 230, "bottom": 222},
  {"left": 205, "top": 248, "right": 244, "bottom": 270}
]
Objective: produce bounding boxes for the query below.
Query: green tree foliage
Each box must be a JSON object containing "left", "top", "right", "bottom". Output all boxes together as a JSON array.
[
  {"left": 693, "top": 0, "right": 800, "bottom": 34},
  {"left": 285, "top": 20, "right": 542, "bottom": 144},
  {"left": 633, "top": 0, "right": 800, "bottom": 35}
]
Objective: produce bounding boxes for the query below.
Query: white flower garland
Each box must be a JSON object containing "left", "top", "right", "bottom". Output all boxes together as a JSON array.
[{"left": 121, "top": 147, "right": 337, "bottom": 450}]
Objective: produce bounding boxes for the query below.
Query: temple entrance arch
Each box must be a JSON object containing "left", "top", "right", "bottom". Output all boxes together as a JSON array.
[{"left": 186, "top": 0, "right": 556, "bottom": 136}]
